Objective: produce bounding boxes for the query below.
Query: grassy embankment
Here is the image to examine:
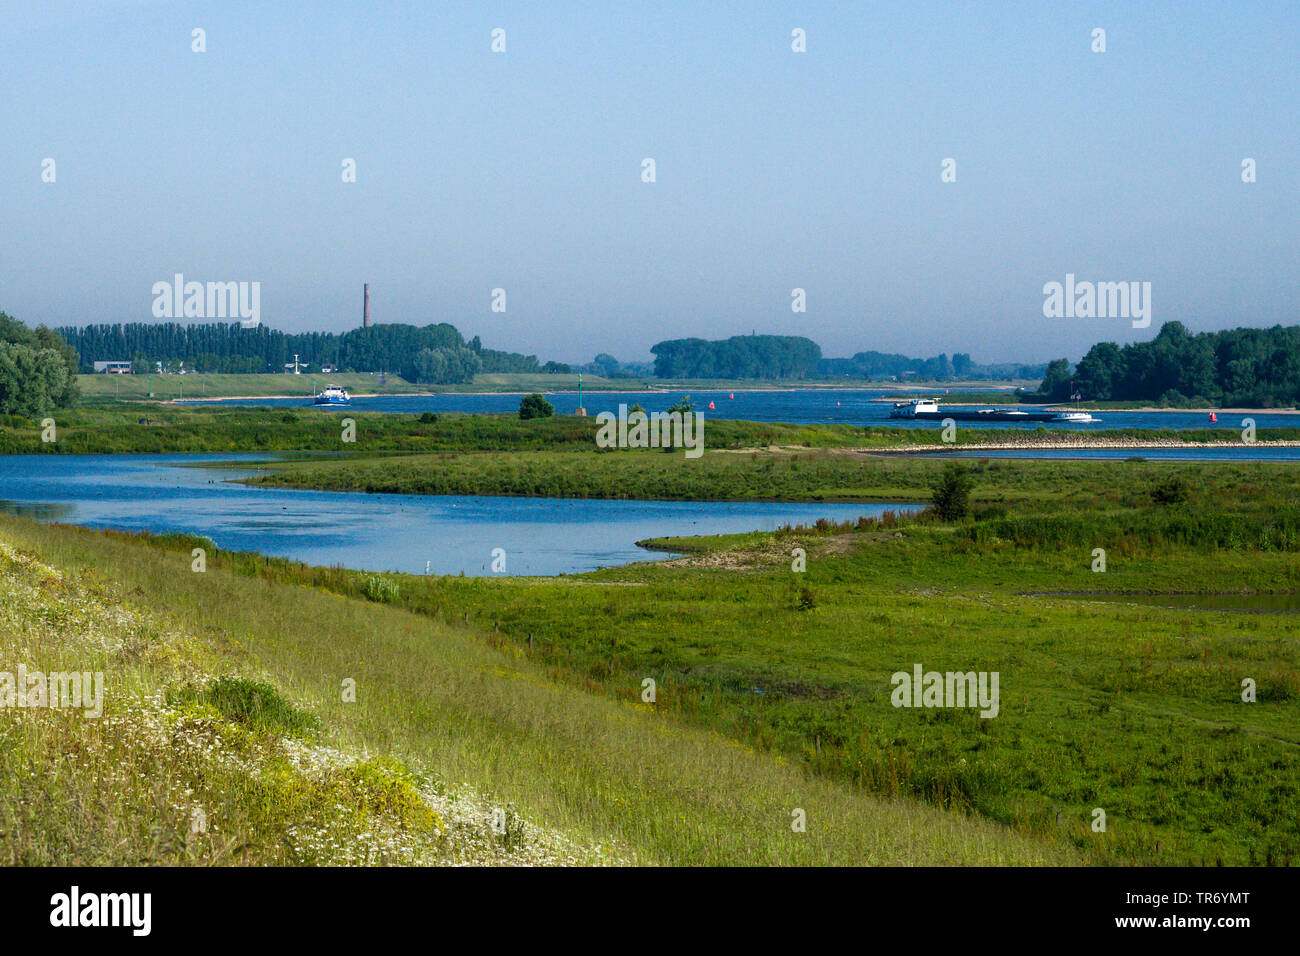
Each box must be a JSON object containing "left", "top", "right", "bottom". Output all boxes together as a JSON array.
[
  {"left": 150, "top": 459, "right": 1300, "bottom": 865},
  {"left": 0, "top": 515, "right": 1069, "bottom": 866},
  {"left": 75, "top": 371, "right": 1042, "bottom": 401},
  {"left": 3, "top": 403, "right": 1298, "bottom": 865},
  {"left": 75, "top": 372, "right": 431, "bottom": 402},
  {"left": 244, "top": 429, "right": 1300, "bottom": 502}
]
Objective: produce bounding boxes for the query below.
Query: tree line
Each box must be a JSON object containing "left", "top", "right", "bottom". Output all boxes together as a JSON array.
[
  {"left": 818, "top": 350, "right": 1046, "bottom": 381},
  {"left": 56, "top": 322, "right": 543, "bottom": 385},
  {"left": 650, "top": 335, "right": 1045, "bottom": 382},
  {"left": 651, "top": 335, "right": 823, "bottom": 379},
  {"left": 1038, "top": 322, "right": 1300, "bottom": 406}
]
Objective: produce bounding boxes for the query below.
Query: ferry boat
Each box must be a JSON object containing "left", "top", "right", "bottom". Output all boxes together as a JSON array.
[{"left": 313, "top": 384, "right": 351, "bottom": 406}]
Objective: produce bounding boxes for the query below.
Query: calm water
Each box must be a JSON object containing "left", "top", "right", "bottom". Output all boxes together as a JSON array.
[
  {"left": 187, "top": 387, "right": 1300, "bottom": 434},
  {"left": 0, "top": 455, "right": 909, "bottom": 576}
]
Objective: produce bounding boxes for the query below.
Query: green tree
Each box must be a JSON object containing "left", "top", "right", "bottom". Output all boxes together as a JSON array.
[
  {"left": 667, "top": 395, "right": 695, "bottom": 416},
  {"left": 1037, "top": 358, "right": 1073, "bottom": 401},
  {"left": 518, "top": 393, "right": 554, "bottom": 420},
  {"left": 930, "top": 463, "right": 975, "bottom": 521},
  {"left": 0, "top": 312, "right": 78, "bottom": 414}
]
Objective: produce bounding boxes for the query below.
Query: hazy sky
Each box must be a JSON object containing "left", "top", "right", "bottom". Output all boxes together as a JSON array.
[{"left": 1, "top": 1, "right": 1296, "bottom": 365}]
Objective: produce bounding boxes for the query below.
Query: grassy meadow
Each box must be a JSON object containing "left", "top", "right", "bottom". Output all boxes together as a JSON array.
[
  {"left": 2, "top": 397, "right": 1298, "bottom": 867},
  {"left": 75, "top": 372, "right": 430, "bottom": 402},
  {"left": 245, "top": 457, "right": 1300, "bottom": 865},
  {"left": 3, "top": 401, "right": 1295, "bottom": 458},
  {"left": 0, "top": 515, "right": 1071, "bottom": 866}
]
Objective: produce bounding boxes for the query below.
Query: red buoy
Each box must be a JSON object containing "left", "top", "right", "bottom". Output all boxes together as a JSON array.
[
  {"left": 707, "top": 401, "right": 715, "bottom": 410},
  {"left": 1209, "top": 412, "right": 1218, "bottom": 423},
  {"left": 728, "top": 393, "right": 734, "bottom": 400}
]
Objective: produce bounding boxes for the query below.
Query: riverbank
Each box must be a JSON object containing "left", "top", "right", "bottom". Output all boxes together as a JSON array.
[
  {"left": 8, "top": 401, "right": 1299, "bottom": 456},
  {"left": 8, "top": 449, "right": 1299, "bottom": 865},
  {"left": 81, "top": 371, "right": 1033, "bottom": 403},
  {"left": 0, "top": 514, "right": 1071, "bottom": 865},
  {"left": 883, "top": 438, "right": 1300, "bottom": 454},
  {"left": 241, "top": 447, "right": 1300, "bottom": 505}
]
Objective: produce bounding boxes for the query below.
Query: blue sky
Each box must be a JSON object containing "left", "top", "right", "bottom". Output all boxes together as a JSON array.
[{"left": 1, "top": 0, "right": 1295, "bottom": 364}]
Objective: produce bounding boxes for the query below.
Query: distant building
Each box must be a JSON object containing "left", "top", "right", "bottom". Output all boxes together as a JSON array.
[{"left": 93, "top": 361, "right": 132, "bottom": 374}]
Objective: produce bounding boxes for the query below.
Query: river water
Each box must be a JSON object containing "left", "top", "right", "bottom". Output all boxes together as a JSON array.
[
  {"left": 186, "top": 387, "right": 1300, "bottom": 434},
  {"left": 0, "top": 454, "right": 908, "bottom": 576}
]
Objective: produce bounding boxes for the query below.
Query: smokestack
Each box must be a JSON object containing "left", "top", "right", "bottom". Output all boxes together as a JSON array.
[{"left": 363, "top": 283, "right": 370, "bottom": 328}]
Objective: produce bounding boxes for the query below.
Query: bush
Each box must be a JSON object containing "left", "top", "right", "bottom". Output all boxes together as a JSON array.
[
  {"left": 168, "top": 676, "right": 319, "bottom": 737},
  {"left": 930, "top": 463, "right": 974, "bottom": 520},
  {"left": 361, "top": 574, "right": 399, "bottom": 602},
  {"left": 1151, "top": 475, "right": 1191, "bottom": 505},
  {"left": 796, "top": 586, "right": 817, "bottom": 611},
  {"left": 418, "top": 412, "right": 438, "bottom": 423},
  {"left": 518, "top": 393, "right": 554, "bottom": 420}
]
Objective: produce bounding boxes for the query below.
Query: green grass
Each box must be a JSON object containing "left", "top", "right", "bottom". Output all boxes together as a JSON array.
[
  {"left": 0, "top": 516, "right": 1069, "bottom": 866},
  {"left": 4, "top": 417, "right": 1299, "bottom": 866},
  {"left": 75, "top": 370, "right": 642, "bottom": 399},
  {"left": 144, "top": 457, "right": 1300, "bottom": 865},
  {"left": 6, "top": 397, "right": 1298, "bottom": 457},
  {"left": 75, "top": 372, "right": 429, "bottom": 402},
  {"left": 167, "top": 676, "right": 321, "bottom": 738},
  {"left": 244, "top": 445, "right": 1300, "bottom": 505}
]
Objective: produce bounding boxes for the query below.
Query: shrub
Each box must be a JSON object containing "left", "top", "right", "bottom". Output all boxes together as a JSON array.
[
  {"left": 930, "top": 463, "right": 974, "bottom": 521},
  {"left": 418, "top": 411, "right": 438, "bottom": 423},
  {"left": 168, "top": 676, "right": 319, "bottom": 737},
  {"left": 796, "top": 586, "right": 817, "bottom": 611},
  {"left": 1151, "top": 475, "right": 1191, "bottom": 505},
  {"left": 361, "top": 574, "right": 399, "bottom": 602},
  {"left": 518, "top": 393, "right": 554, "bottom": 420}
]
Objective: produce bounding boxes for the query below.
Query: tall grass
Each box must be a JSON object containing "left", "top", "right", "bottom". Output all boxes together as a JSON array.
[{"left": 0, "top": 516, "right": 1070, "bottom": 865}]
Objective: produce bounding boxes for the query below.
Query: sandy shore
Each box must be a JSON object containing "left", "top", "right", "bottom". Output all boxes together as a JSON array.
[
  {"left": 882, "top": 438, "right": 1300, "bottom": 454},
  {"left": 866, "top": 397, "right": 1300, "bottom": 414}
]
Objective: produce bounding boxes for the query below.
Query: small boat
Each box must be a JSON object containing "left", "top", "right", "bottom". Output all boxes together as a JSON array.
[
  {"left": 313, "top": 384, "right": 351, "bottom": 406},
  {"left": 1054, "top": 410, "right": 1099, "bottom": 423}
]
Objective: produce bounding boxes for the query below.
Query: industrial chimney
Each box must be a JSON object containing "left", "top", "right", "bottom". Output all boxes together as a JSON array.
[{"left": 363, "top": 283, "right": 371, "bottom": 328}]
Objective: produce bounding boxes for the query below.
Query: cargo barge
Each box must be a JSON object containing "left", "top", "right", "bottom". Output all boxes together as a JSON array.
[{"left": 889, "top": 398, "right": 1098, "bottom": 423}]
